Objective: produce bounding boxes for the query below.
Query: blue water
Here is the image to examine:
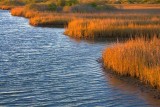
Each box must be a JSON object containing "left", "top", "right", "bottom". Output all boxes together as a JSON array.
[{"left": 0, "top": 10, "right": 160, "bottom": 107}]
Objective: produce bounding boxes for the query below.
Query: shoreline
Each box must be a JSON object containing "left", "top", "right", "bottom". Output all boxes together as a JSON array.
[
  {"left": 103, "top": 67, "right": 160, "bottom": 99},
  {"left": 1, "top": 7, "right": 160, "bottom": 100}
]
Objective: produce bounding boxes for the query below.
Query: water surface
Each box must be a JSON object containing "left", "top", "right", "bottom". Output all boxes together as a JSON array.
[{"left": 0, "top": 10, "right": 160, "bottom": 107}]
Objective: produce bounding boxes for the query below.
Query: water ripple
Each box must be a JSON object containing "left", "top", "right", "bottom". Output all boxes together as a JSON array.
[{"left": 0, "top": 10, "right": 160, "bottom": 107}]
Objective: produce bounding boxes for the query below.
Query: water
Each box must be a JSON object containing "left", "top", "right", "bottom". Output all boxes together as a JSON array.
[{"left": 0, "top": 10, "right": 160, "bottom": 107}]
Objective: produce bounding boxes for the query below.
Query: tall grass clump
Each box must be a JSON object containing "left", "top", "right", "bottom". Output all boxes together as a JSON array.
[
  {"left": 11, "top": 6, "right": 40, "bottom": 18},
  {"left": 102, "top": 37, "right": 160, "bottom": 89},
  {"left": 0, "top": 5, "right": 13, "bottom": 10},
  {"left": 11, "top": 7, "right": 72, "bottom": 27},
  {"left": 11, "top": 7, "right": 25, "bottom": 16},
  {"left": 65, "top": 15, "right": 160, "bottom": 39},
  {"left": 29, "top": 15, "right": 71, "bottom": 27}
]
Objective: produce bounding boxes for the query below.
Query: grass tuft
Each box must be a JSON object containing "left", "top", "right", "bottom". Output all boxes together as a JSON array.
[
  {"left": 102, "top": 37, "right": 160, "bottom": 89},
  {"left": 65, "top": 15, "right": 160, "bottom": 39}
]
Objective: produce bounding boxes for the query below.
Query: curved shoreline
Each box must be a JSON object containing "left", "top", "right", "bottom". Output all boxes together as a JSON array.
[
  {"left": 1, "top": 8, "right": 160, "bottom": 100},
  {"left": 103, "top": 67, "right": 160, "bottom": 99}
]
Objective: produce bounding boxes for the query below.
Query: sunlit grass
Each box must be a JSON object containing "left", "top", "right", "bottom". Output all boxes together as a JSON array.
[
  {"left": 102, "top": 37, "right": 160, "bottom": 89},
  {"left": 0, "top": 5, "right": 14, "bottom": 10},
  {"left": 11, "top": 7, "right": 25, "bottom": 16},
  {"left": 10, "top": 6, "right": 70, "bottom": 27},
  {"left": 29, "top": 15, "right": 71, "bottom": 27},
  {"left": 114, "top": 4, "right": 160, "bottom": 9},
  {"left": 65, "top": 15, "right": 160, "bottom": 39},
  {"left": 11, "top": 6, "right": 41, "bottom": 18}
]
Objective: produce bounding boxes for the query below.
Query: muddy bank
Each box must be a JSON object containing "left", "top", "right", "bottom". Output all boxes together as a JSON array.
[{"left": 103, "top": 67, "right": 160, "bottom": 99}]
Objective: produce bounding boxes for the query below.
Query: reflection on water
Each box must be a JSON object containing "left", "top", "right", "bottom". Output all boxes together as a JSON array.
[
  {"left": 0, "top": 10, "right": 160, "bottom": 107},
  {"left": 68, "top": 36, "right": 129, "bottom": 44},
  {"left": 104, "top": 69, "right": 160, "bottom": 107}
]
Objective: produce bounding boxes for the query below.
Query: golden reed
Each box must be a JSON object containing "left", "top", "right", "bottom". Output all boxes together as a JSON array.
[
  {"left": 65, "top": 15, "right": 160, "bottom": 39},
  {"left": 103, "top": 37, "right": 160, "bottom": 89}
]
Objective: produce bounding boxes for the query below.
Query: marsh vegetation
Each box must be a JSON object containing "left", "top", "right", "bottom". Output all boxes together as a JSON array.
[
  {"left": 1, "top": 0, "right": 160, "bottom": 97},
  {"left": 103, "top": 37, "right": 160, "bottom": 89}
]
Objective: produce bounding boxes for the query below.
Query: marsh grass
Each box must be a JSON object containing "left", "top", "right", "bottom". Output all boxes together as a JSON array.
[
  {"left": 10, "top": 7, "right": 69, "bottom": 27},
  {"left": 11, "top": 7, "right": 41, "bottom": 18},
  {"left": 102, "top": 37, "right": 160, "bottom": 89},
  {"left": 29, "top": 15, "right": 71, "bottom": 27},
  {"left": 65, "top": 15, "right": 160, "bottom": 39},
  {"left": 114, "top": 4, "right": 160, "bottom": 9},
  {"left": 7, "top": 3, "right": 160, "bottom": 31},
  {"left": 10, "top": 6, "right": 119, "bottom": 27},
  {"left": 0, "top": 5, "right": 14, "bottom": 10}
]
